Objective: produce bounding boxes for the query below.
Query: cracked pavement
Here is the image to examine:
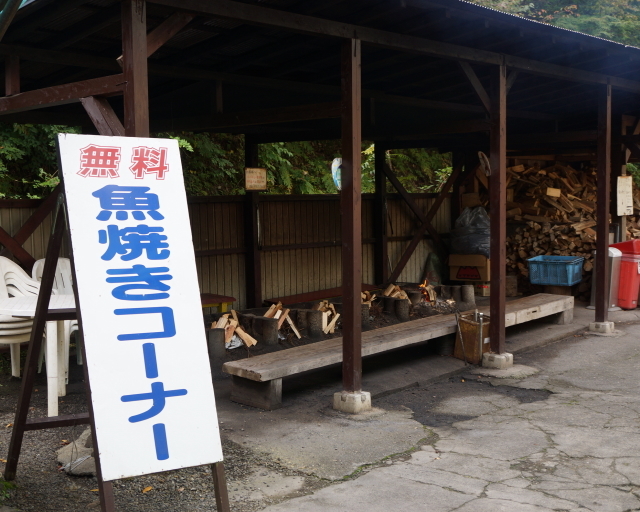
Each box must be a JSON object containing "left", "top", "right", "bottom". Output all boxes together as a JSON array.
[{"left": 258, "top": 324, "right": 640, "bottom": 512}]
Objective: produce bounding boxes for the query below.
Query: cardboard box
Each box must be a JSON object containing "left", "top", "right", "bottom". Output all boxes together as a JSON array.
[
  {"left": 449, "top": 254, "right": 490, "bottom": 282},
  {"left": 474, "top": 282, "right": 490, "bottom": 296}
]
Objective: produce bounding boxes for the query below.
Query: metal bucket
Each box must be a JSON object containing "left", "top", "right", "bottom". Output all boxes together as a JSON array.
[{"left": 453, "top": 312, "right": 491, "bottom": 365}]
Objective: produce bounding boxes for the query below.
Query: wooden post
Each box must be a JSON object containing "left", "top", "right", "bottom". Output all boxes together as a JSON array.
[
  {"left": 5, "top": 54, "right": 19, "bottom": 96},
  {"left": 244, "top": 138, "right": 262, "bottom": 308},
  {"left": 374, "top": 142, "right": 388, "bottom": 285},
  {"left": 449, "top": 152, "right": 463, "bottom": 226},
  {"left": 341, "top": 38, "right": 362, "bottom": 393},
  {"left": 595, "top": 84, "right": 612, "bottom": 323},
  {"left": 610, "top": 111, "right": 625, "bottom": 241},
  {"left": 122, "top": 0, "right": 149, "bottom": 137},
  {"left": 489, "top": 63, "right": 507, "bottom": 354}
]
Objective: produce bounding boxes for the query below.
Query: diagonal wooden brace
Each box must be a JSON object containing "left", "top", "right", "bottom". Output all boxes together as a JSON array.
[
  {"left": 621, "top": 135, "right": 640, "bottom": 161},
  {"left": 385, "top": 159, "right": 476, "bottom": 285},
  {"left": 0, "top": 184, "right": 61, "bottom": 270},
  {"left": 383, "top": 163, "right": 457, "bottom": 284},
  {"left": 0, "top": 225, "right": 34, "bottom": 268},
  {"left": 81, "top": 96, "right": 125, "bottom": 136}
]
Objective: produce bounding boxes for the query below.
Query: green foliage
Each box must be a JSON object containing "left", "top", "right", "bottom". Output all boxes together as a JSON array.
[
  {"left": 0, "top": 123, "right": 80, "bottom": 199},
  {"left": 386, "top": 148, "right": 452, "bottom": 193},
  {"left": 555, "top": 14, "right": 640, "bottom": 46},
  {"left": 157, "top": 132, "right": 245, "bottom": 196},
  {"left": 627, "top": 162, "right": 640, "bottom": 187},
  {"left": 259, "top": 140, "right": 342, "bottom": 194},
  {"left": 0, "top": 125, "right": 451, "bottom": 198},
  {"left": 0, "top": 478, "right": 15, "bottom": 502},
  {"left": 468, "top": 0, "right": 640, "bottom": 46}
]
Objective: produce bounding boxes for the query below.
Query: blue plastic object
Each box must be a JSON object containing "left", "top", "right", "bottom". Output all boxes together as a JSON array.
[{"left": 527, "top": 255, "right": 584, "bottom": 286}]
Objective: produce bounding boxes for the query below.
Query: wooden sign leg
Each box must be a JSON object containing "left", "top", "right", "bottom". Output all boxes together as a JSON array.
[
  {"left": 211, "top": 462, "right": 231, "bottom": 512},
  {"left": 4, "top": 210, "right": 66, "bottom": 480}
]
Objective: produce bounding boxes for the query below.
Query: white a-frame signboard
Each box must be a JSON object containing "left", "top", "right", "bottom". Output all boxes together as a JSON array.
[{"left": 58, "top": 133, "right": 223, "bottom": 482}]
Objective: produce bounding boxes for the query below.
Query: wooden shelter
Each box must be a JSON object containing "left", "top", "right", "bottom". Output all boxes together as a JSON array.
[{"left": 0, "top": 0, "right": 639, "bottom": 399}]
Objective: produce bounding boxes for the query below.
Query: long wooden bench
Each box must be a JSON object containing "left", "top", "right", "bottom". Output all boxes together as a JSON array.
[{"left": 222, "top": 293, "right": 574, "bottom": 409}]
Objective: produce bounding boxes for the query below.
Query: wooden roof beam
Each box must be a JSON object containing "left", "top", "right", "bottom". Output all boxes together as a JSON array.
[
  {"left": 0, "top": 47, "right": 555, "bottom": 120},
  {"left": 152, "top": 101, "right": 341, "bottom": 131},
  {"left": 0, "top": 73, "right": 125, "bottom": 114},
  {"left": 148, "top": 0, "right": 640, "bottom": 93}
]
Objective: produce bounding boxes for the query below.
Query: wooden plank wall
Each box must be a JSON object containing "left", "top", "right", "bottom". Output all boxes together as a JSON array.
[
  {"left": 1, "top": 193, "right": 450, "bottom": 309},
  {"left": 0, "top": 201, "right": 55, "bottom": 264},
  {"left": 188, "top": 197, "right": 247, "bottom": 311}
]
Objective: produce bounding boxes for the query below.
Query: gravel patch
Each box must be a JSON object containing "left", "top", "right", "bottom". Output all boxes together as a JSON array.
[{"left": 0, "top": 366, "right": 327, "bottom": 512}]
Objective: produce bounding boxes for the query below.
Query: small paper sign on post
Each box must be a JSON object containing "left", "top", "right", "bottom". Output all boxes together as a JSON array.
[
  {"left": 57, "top": 134, "right": 223, "bottom": 482},
  {"left": 617, "top": 175, "right": 634, "bottom": 216},
  {"left": 245, "top": 167, "right": 267, "bottom": 191}
]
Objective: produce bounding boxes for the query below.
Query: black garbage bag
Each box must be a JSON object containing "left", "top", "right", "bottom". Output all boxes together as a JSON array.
[{"left": 450, "top": 207, "right": 491, "bottom": 258}]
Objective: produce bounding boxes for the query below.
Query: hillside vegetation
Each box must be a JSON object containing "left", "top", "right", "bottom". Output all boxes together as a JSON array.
[{"left": 471, "top": 0, "right": 640, "bottom": 46}]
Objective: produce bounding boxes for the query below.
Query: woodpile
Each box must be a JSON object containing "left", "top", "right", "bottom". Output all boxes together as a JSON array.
[
  {"left": 501, "top": 163, "right": 597, "bottom": 301},
  {"left": 361, "top": 291, "right": 377, "bottom": 305},
  {"left": 418, "top": 280, "right": 437, "bottom": 302},
  {"left": 265, "top": 302, "right": 301, "bottom": 339},
  {"left": 382, "top": 284, "right": 409, "bottom": 300},
  {"left": 312, "top": 300, "right": 340, "bottom": 334},
  {"left": 213, "top": 310, "right": 258, "bottom": 347},
  {"left": 213, "top": 302, "right": 302, "bottom": 347},
  {"left": 625, "top": 188, "right": 640, "bottom": 239}
]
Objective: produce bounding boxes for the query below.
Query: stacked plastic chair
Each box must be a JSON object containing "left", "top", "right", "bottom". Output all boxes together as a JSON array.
[
  {"left": 0, "top": 256, "right": 42, "bottom": 378},
  {"left": 32, "top": 258, "right": 79, "bottom": 383}
]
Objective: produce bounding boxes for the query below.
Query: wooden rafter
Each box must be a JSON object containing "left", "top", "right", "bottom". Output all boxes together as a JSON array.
[{"left": 148, "top": 0, "right": 640, "bottom": 93}]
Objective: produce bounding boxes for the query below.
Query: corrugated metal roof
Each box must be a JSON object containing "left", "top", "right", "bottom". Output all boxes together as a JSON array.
[{"left": 2, "top": 0, "right": 640, "bottom": 142}]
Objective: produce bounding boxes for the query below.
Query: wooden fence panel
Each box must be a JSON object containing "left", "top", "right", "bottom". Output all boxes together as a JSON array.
[
  {"left": 1, "top": 192, "right": 450, "bottom": 309},
  {"left": 0, "top": 205, "right": 55, "bottom": 264}
]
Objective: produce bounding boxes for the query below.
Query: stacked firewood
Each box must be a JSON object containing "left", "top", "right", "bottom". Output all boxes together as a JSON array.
[
  {"left": 625, "top": 188, "right": 640, "bottom": 239},
  {"left": 212, "top": 310, "right": 258, "bottom": 347},
  {"left": 502, "top": 163, "right": 597, "bottom": 301},
  {"left": 214, "top": 302, "right": 302, "bottom": 347},
  {"left": 361, "top": 291, "right": 377, "bottom": 305},
  {"left": 265, "top": 302, "right": 301, "bottom": 339},
  {"left": 382, "top": 284, "right": 410, "bottom": 300},
  {"left": 312, "top": 300, "right": 340, "bottom": 334}
]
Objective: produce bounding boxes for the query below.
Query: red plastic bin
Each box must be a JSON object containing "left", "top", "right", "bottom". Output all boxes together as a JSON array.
[
  {"left": 612, "top": 241, "right": 640, "bottom": 310},
  {"left": 611, "top": 240, "right": 640, "bottom": 255},
  {"left": 617, "top": 256, "right": 640, "bottom": 309}
]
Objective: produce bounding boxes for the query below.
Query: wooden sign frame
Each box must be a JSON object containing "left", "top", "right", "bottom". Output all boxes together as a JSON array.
[{"left": 3, "top": 196, "right": 230, "bottom": 512}]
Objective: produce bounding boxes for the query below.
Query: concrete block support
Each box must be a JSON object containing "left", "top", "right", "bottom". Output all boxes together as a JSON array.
[
  {"left": 333, "top": 391, "right": 372, "bottom": 414},
  {"left": 482, "top": 352, "right": 513, "bottom": 369},
  {"left": 207, "top": 328, "right": 226, "bottom": 361},
  {"left": 553, "top": 308, "right": 574, "bottom": 325},
  {"left": 589, "top": 321, "right": 615, "bottom": 334},
  {"left": 230, "top": 376, "right": 282, "bottom": 410}
]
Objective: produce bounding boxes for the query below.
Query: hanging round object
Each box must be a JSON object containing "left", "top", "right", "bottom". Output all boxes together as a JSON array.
[{"left": 331, "top": 158, "right": 342, "bottom": 190}]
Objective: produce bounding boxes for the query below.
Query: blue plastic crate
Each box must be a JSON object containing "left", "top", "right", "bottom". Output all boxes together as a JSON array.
[{"left": 527, "top": 255, "right": 584, "bottom": 286}]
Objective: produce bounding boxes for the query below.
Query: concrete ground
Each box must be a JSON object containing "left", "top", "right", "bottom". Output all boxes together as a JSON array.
[{"left": 212, "top": 302, "right": 640, "bottom": 511}]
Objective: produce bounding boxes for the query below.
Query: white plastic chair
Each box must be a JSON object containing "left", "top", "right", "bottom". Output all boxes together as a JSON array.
[
  {"left": 0, "top": 257, "right": 42, "bottom": 377},
  {"left": 32, "top": 258, "right": 80, "bottom": 382}
]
